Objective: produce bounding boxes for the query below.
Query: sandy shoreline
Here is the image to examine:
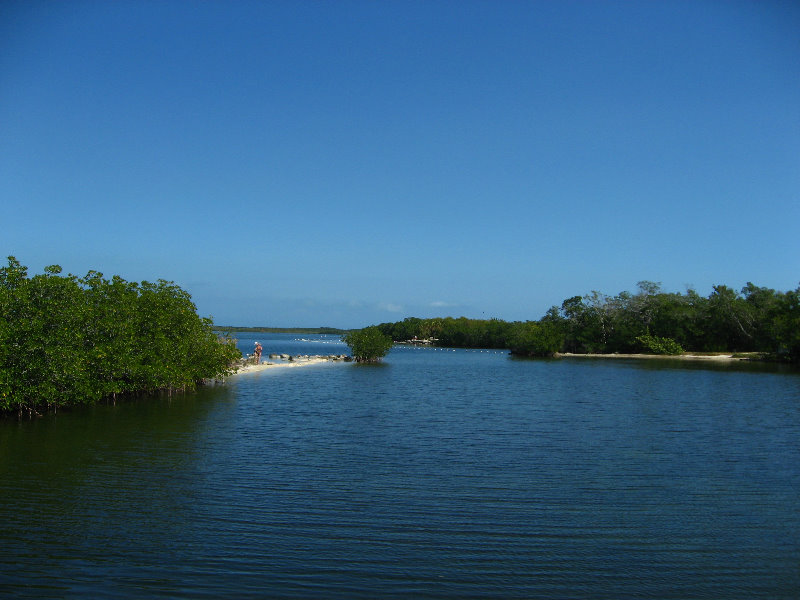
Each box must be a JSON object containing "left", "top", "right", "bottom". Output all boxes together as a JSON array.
[
  {"left": 231, "top": 352, "right": 756, "bottom": 374},
  {"left": 231, "top": 357, "right": 346, "bottom": 375},
  {"left": 556, "top": 352, "right": 752, "bottom": 362}
]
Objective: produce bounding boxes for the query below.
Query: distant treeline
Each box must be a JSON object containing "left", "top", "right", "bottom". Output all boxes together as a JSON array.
[
  {"left": 217, "top": 326, "right": 348, "bottom": 334},
  {"left": 375, "top": 281, "right": 800, "bottom": 361},
  {"left": 1, "top": 257, "right": 241, "bottom": 415}
]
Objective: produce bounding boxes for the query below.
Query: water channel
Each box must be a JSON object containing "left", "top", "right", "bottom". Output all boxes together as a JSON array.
[{"left": 2, "top": 334, "right": 798, "bottom": 598}]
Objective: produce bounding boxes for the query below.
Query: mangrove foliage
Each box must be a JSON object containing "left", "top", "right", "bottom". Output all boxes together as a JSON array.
[
  {"left": 342, "top": 327, "right": 393, "bottom": 363},
  {"left": 0, "top": 257, "right": 242, "bottom": 415}
]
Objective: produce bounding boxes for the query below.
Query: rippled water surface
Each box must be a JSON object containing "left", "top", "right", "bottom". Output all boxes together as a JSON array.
[{"left": 2, "top": 334, "right": 799, "bottom": 598}]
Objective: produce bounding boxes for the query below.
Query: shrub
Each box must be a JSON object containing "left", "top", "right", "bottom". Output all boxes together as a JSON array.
[
  {"left": 342, "top": 327, "right": 393, "bottom": 363},
  {"left": 635, "top": 334, "right": 684, "bottom": 355},
  {"left": 507, "top": 321, "right": 564, "bottom": 357}
]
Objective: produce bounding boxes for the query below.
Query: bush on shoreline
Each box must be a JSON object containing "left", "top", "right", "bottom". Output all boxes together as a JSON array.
[
  {"left": 0, "top": 257, "right": 241, "bottom": 416},
  {"left": 635, "top": 334, "right": 684, "bottom": 355},
  {"left": 507, "top": 321, "right": 564, "bottom": 357},
  {"left": 342, "top": 327, "right": 393, "bottom": 363}
]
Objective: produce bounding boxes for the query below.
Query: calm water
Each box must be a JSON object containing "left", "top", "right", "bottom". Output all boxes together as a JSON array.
[{"left": 1, "top": 333, "right": 799, "bottom": 599}]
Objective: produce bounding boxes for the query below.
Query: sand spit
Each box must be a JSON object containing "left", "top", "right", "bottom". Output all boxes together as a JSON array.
[{"left": 232, "top": 354, "right": 350, "bottom": 375}]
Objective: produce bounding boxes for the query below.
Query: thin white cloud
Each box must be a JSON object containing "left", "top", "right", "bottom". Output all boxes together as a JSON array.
[{"left": 379, "top": 302, "right": 404, "bottom": 313}]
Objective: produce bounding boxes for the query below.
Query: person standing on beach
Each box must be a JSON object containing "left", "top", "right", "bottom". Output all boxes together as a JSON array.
[{"left": 254, "top": 341, "right": 262, "bottom": 364}]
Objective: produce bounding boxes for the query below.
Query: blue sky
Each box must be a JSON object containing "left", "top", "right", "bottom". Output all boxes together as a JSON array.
[{"left": 2, "top": 0, "right": 798, "bottom": 328}]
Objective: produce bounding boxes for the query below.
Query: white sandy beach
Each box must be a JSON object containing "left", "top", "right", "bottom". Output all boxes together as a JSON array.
[
  {"left": 231, "top": 352, "right": 755, "bottom": 376},
  {"left": 231, "top": 356, "right": 347, "bottom": 375},
  {"left": 556, "top": 352, "right": 751, "bottom": 362}
]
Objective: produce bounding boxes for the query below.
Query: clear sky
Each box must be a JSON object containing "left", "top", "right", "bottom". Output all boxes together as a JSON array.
[{"left": 2, "top": 0, "right": 798, "bottom": 328}]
